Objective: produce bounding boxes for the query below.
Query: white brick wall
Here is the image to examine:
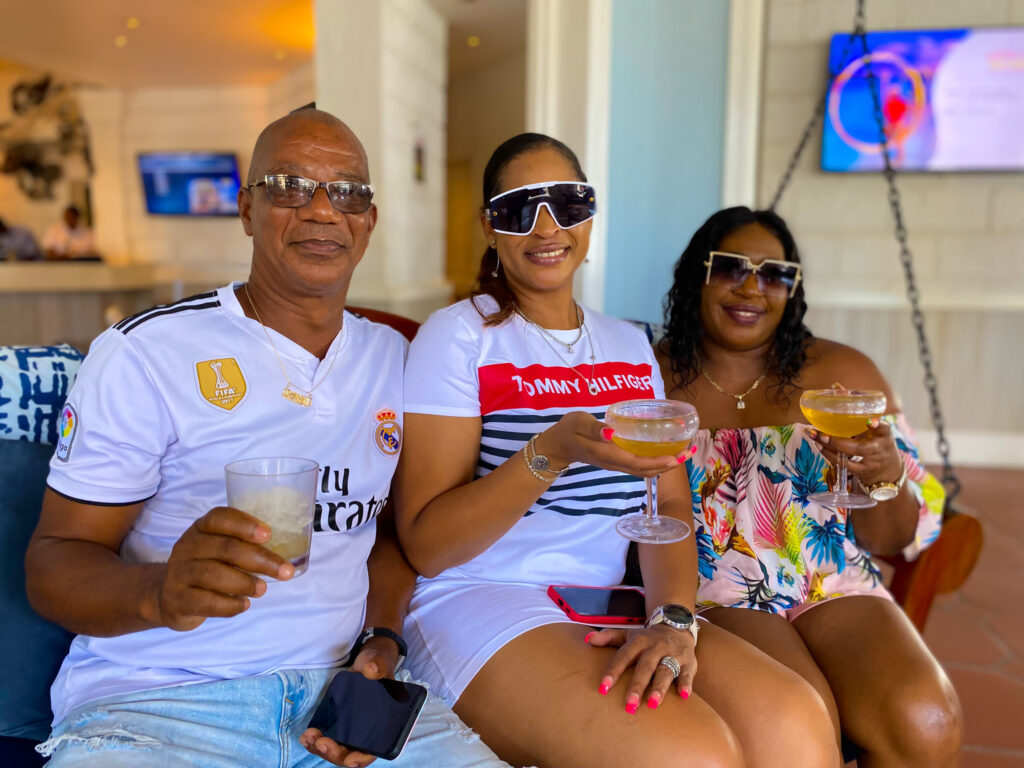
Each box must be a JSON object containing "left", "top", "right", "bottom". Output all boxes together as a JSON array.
[{"left": 759, "top": 0, "right": 1024, "bottom": 460}]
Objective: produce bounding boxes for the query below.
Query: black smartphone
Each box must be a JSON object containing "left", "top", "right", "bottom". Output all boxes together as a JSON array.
[
  {"left": 547, "top": 585, "right": 647, "bottom": 626},
  {"left": 308, "top": 671, "right": 427, "bottom": 760}
]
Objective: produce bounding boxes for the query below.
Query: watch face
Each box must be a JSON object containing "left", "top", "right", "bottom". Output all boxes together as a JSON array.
[
  {"left": 870, "top": 486, "right": 899, "bottom": 501},
  {"left": 661, "top": 604, "right": 694, "bottom": 627}
]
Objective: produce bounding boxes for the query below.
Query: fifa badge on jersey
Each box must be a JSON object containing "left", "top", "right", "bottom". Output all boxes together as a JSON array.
[
  {"left": 373, "top": 408, "right": 402, "bottom": 456},
  {"left": 55, "top": 404, "right": 77, "bottom": 462},
  {"left": 195, "top": 358, "right": 247, "bottom": 411}
]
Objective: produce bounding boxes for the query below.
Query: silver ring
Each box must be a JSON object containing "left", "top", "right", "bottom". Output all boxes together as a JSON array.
[
  {"left": 849, "top": 455, "right": 864, "bottom": 463},
  {"left": 658, "top": 655, "right": 681, "bottom": 679}
]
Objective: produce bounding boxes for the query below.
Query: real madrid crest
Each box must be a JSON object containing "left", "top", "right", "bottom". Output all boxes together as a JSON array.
[
  {"left": 373, "top": 408, "right": 402, "bottom": 456},
  {"left": 196, "top": 358, "right": 247, "bottom": 411}
]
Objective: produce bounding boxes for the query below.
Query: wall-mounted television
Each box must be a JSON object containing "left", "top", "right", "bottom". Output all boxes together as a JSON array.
[
  {"left": 138, "top": 152, "right": 241, "bottom": 215},
  {"left": 821, "top": 27, "right": 1024, "bottom": 172}
]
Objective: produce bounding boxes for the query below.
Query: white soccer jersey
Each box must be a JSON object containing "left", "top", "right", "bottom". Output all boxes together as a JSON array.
[
  {"left": 46, "top": 283, "right": 406, "bottom": 724},
  {"left": 404, "top": 295, "right": 665, "bottom": 588}
]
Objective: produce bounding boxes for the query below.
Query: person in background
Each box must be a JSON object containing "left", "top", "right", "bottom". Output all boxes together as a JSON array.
[
  {"left": 658, "top": 206, "right": 962, "bottom": 766},
  {"left": 42, "top": 205, "right": 98, "bottom": 260},
  {"left": 0, "top": 216, "right": 43, "bottom": 260}
]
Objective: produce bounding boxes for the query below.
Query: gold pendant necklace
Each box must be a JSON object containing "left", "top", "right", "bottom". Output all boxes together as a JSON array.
[
  {"left": 244, "top": 284, "right": 341, "bottom": 408},
  {"left": 700, "top": 365, "right": 767, "bottom": 410}
]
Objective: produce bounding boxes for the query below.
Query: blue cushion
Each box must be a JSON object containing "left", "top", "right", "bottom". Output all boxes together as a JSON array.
[
  {"left": 0, "top": 439, "right": 73, "bottom": 741},
  {"left": 0, "top": 344, "right": 84, "bottom": 445}
]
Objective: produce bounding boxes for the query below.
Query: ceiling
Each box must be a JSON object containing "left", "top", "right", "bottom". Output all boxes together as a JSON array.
[{"left": 0, "top": 0, "right": 525, "bottom": 88}]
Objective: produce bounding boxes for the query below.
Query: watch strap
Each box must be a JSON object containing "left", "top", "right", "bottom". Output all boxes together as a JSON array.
[
  {"left": 523, "top": 435, "right": 568, "bottom": 483},
  {"left": 350, "top": 627, "right": 408, "bottom": 672}
]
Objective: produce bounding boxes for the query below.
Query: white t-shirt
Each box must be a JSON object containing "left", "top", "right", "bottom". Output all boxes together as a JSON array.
[
  {"left": 46, "top": 283, "right": 406, "bottom": 723},
  {"left": 404, "top": 295, "right": 664, "bottom": 588},
  {"left": 42, "top": 222, "right": 96, "bottom": 257}
]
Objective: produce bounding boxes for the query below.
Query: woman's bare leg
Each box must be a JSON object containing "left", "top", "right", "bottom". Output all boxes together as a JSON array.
[{"left": 794, "top": 596, "right": 963, "bottom": 768}]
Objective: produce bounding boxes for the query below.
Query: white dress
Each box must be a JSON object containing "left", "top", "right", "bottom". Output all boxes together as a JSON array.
[{"left": 402, "top": 295, "right": 664, "bottom": 706}]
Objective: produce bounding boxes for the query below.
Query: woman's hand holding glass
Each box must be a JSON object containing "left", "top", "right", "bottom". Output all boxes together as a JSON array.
[
  {"left": 585, "top": 624, "right": 697, "bottom": 711},
  {"left": 806, "top": 418, "right": 906, "bottom": 494},
  {"left": 532, "top": 411, "right": 690, "bottom": 479}
]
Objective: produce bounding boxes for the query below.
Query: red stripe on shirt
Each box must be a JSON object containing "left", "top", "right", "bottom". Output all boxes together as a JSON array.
[{"left": 479, "top": 362, "right": 656, "bottom": 415}]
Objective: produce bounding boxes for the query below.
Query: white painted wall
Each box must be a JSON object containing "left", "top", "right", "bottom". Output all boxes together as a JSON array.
[
  {"left": 759, "top": 0, "right": 1024, "bottom": 466},
  {"left": 315, "top": 0, "right": 449, "bottom": 320}
]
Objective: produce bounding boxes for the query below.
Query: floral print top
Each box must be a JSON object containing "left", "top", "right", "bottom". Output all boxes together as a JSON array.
[{"left": 689, "top": 414, "right": 945, "bottom": 613}]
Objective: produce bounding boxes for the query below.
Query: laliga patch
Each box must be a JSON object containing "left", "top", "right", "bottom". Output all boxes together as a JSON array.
[
  {"left": 195, "top": 358, "right": 247, "bottom": 411},
  {"left": 373, "top": 408, "right": 402, "bottom": 456},
  {"left": 55, "top": 404, "right": 77, "bottom": 462}
]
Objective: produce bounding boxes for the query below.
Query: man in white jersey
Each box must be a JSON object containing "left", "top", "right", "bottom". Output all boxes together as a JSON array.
[{"left": 25, "top": 109, "right": 508, "bottom": 768}]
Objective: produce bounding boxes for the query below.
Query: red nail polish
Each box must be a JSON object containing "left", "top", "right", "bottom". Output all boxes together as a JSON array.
[
  {"left": 647, "top": 695, "right": 660, "bottom": 709},
  {"left": 584, "top": 632, "right": 594, "bottom": 644},
  {"left": 679, "top": 689, "right": 690, "bottom": 699},
  {"left": 689, "top": 445, "right": 698, "bottom": 455},
  {"left": 601, "top": 428, "right": 614, "bottom": 440},
  {"left": 676, "top": 456, "right": 687, "bottom": 464}
]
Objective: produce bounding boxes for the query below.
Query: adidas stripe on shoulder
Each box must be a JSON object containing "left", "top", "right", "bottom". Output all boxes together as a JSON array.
[{"left": 115, "top": 291, "right": 221, "bottom": 335}]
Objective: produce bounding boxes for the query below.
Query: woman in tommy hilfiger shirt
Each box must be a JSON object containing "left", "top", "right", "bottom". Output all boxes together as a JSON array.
[{"left": 391, "top": 133, "right": 839, "bottom": 768}]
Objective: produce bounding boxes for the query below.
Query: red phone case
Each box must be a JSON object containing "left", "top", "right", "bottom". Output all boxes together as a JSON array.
[{"left": 547, "top": 584, "right": 646, "bottom": 625}]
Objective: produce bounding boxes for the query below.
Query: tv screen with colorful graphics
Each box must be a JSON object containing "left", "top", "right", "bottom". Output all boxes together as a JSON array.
[
  {"left": 821, "top": 27, "right": 1024, "bottom": 172},
  {"left": 138, "top": 152, "right": 241, "bottom": 215}
]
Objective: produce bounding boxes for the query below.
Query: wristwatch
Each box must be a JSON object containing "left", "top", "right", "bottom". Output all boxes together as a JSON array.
[
  {"left": 645, "top": 604, "right": 699, "bottom": 645},
  {"left": 866, "top": 462, "right": 908, "bottom": 502},
  {"left": 523, "top": 435, "right": 569, "bottom": 483},
  {"left": 350, "top": 627, "right": 407, "bottom": 672}
]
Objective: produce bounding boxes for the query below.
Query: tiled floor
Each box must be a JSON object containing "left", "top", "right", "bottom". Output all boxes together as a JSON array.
[{"left": 920, "top": 467, "right": 1024, "bottom": 767}]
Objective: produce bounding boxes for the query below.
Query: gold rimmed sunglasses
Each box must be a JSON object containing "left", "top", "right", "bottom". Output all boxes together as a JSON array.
[{"left": 703, "top": 251, "right": 802, "bottom": 298}]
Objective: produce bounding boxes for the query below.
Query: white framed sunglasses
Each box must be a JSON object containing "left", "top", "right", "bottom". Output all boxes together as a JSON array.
[
  {"left": 486, "top": 181, "right": 597, "bottom": 236},
  {"left": 703, "top": 251, "right": 802, "bottom": 298}
]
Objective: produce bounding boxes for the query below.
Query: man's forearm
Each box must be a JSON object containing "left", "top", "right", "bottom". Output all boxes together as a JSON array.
[
  {"left": 26, "top": 537, "right": 165, "bottom": 637},
  {"left": 363, "top": 522, "right": 417, "bottom": 634}
]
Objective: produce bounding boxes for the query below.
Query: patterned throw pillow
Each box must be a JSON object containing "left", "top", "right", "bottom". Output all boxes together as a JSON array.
[{"left": 0, "top": 345, "right": 84, "bottom": 445}]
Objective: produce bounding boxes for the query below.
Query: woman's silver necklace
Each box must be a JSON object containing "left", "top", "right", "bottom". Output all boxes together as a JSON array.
[
  {"left": 518, "top": 302, "right": 585, "bottom": 353},
  {"left": 518, "top": 305, "right": 600, "bottom": 396}
]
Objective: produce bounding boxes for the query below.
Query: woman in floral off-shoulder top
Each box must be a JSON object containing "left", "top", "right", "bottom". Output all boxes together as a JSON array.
[{"left": 657, "top": 206, "right": 961, "bottom": 767}]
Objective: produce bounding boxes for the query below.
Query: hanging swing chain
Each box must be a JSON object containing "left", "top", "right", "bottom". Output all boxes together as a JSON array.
[{"left": 770, "top": 0, "right": 961, "bottom": 507}]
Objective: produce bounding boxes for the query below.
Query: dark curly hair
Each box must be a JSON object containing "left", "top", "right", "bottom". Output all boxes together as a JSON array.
[
  {"left": 661, "top": 206, "right": 813, "bottom": 398},
  {"left": 471, "top": 133, "right": 586, "bottom": 326}
]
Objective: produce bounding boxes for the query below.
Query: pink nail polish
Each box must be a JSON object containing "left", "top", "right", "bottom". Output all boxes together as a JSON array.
[
  {"left": 679, "top": 689, "right": 690, "bottom": 699},
  {"left": 689, "top": 445, "right": 698, "bottom": 455},
  {"left": 584, "top": 631, "right": 594, "bottom": 644},
  {"left": 647, "top": 695, "right": 660, "bottom": 709},
  {"left": 598, "top": 683, "right": 609, "bottom": 695},
  {"left": 601, "top": 427, "right": 614, "bottom": 440},
  {"left": 676, "top": 455, "right": 687, "bottom": 464},
  {"left": 626, "top": 696, "right": 639, "bottom": 714}
]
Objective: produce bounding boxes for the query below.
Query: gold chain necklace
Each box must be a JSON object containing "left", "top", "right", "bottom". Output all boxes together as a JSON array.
[
  {"left": 700, "top": 365, "right": 767, "bottom": 410},
  {"left": 244, "top": 283, "right": 341, "bottom": 408}
]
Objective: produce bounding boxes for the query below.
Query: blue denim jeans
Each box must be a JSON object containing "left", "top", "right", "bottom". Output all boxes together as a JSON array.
[{"left": 37, "top": 669, "right": 512, "bottom": 767}]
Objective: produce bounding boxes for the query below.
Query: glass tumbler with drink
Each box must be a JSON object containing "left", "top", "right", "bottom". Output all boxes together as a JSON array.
[
  {"left": 224, "top": 457, "right": 319, "bottom": 577},
  {"left": 606, "top": 399, "right": 699, "bottom": 544},
  {"left": 799, "top": 387, "right": 887, "bottom": 508}
]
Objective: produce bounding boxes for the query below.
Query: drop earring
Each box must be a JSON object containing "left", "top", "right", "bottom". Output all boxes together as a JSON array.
[{"left": 491, "top": 255, "right": 500, "bottom": 278}]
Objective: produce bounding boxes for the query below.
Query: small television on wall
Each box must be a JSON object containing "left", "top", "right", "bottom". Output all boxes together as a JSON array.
[
  {"left": 138, "top": 152, "right": 242, "bottom": 215},
  {"left": 821, "top": 27, "right": 1024, "bottom": 172}
]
